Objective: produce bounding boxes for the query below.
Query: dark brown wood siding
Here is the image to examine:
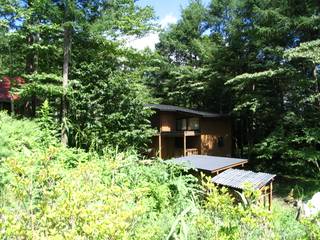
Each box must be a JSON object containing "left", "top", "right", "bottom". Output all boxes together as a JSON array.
[
  {"left": 149, "top": 111, "right": 232, "bottom": 159},
  {"left": 200, "top": 118, "right": 232, "bottom": 157}
]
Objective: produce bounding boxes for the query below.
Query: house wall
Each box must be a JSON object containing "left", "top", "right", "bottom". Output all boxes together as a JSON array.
[
  {"left": 200, "top": 118, "right": 232, "bottom": 157},
  {"left": 161, "top": 137, "right": 177, "bottom": 159},
  {"left": 150, "top": 112, "right": 160, "bottom": 131}
]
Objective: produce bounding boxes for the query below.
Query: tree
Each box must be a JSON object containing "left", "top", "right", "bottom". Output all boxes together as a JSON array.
[
  {"left": 0, "top": 0, "right": 156, "bottom": 150},
  {"left": 68, "top": 35, "right": 156, "bottom": 151},
  {"left": 148, "top": 1, "right": 220, "bottom": 110},
  {"left": 55, "top": 0, "right": 155, "bottom": 145}
]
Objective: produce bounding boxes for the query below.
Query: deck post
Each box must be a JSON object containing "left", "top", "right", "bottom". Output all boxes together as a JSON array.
[
  {"left": 183, "top": 131, "right": 186, "bottom": 156},
  {"left": 158, "top": 133, "right": 162, "bottom": 159},
  {"left": 269, "top": 181, "right": 273, "bottom": 211}
]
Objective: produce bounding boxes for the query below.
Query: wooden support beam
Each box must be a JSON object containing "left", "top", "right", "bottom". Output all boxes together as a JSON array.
[
  {"left": 269, "top": 181, "right": 273, "bottom": 211},
  {"left": 158, "top": 133, "right": 162, "bottom": 159},
  {"left": 183, "top": 132, "right": 186, "bottom": 156}
]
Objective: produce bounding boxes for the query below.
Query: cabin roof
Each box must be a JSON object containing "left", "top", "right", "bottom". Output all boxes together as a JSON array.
[{"left": 145, "top": 104, "right": 227, "bottom": 118}]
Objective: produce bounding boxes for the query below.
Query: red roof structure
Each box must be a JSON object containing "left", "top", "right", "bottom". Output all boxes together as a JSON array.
[{"left": 0, "top": 76, "right": 25, "bottom": 101}]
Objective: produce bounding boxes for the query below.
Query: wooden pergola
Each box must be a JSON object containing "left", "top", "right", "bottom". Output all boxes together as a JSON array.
[
  {"left": 212, "top": 169, "right": 276, "bottom": 210},
  {"left": 167, "top": 155, "right": 275, "bottom": 210}
]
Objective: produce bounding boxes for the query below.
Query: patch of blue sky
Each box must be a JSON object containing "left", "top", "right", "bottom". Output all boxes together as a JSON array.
[{"left": 136, "top": 0, "right": 211, "bottom": 20}]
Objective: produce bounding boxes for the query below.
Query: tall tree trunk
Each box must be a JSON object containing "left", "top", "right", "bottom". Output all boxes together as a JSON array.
[
  {"left": 26, "top": 1, "right": 38, "bottom": 116},
  {"left": 26, "top": 33, "right": 39, "bottom": 117},
  {"left": 61, "top": 26, "right": 71, "bottom": 146},
  {"left": 314, "top": 64, "right": 320, "bottom": 108}
]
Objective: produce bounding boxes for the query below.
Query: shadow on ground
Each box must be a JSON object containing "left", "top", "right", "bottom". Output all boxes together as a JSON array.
[{"left": 274, "top": 175, "right": 320, "bottom": 201}]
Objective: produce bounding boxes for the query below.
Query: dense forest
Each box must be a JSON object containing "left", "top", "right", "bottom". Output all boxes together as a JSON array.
[
  {"left": 1, "top": 0, "right": 319, "bottom": 177},
  {"left": 0, "top": 0, "right": 319, "bottom": 239}
]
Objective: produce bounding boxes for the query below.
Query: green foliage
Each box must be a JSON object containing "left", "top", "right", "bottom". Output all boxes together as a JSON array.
[
  {"left": 0, "top": 111, "right": 44, "bottom": 159},
  {"left": 1, "top": 113, "right": 318, "bottom": 239},
  {"left": 301, "top": 214, "right": 320, "bottom": 240},
  {"left": 255, "top": 118, "right": 320, "bottom": 176},
  {"left": 92, "top": 0, "right": 156, "bottom": 36},
  {"left": 68, "top": 37, "right": 156, "bottom": 151},
  {"left": 0, "top": 113, "right": 198, "bottom": 239},
  {"left": 36, "top": 100, "right": 59, "bottom": 142},
  {"left": 0, "top": 0, "right": 156, "bottom": 150},
  {"left": 147, "top": 1, "right": 224, "bottom": 110},
  {"left": 0, "top": 0, "right": 320, "bottom": 236},
  {"left": 151, "top": 0, "right": 320, "bottom": 177},
  {"left": 285, "top": 39, "right": 320, "bottom": 63}
]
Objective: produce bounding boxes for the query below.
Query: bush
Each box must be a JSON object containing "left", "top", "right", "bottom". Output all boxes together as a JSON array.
[{"left": 0, "top": 112, "right": 47, "bottom": 159}]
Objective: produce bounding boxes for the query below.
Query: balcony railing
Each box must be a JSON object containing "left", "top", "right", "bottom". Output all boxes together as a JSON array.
[{"left": 186, "top": 148, "right": 199, "bottom": 156}]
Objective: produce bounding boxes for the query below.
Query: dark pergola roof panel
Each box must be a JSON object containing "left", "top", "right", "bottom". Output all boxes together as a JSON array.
[
  {"left": 212, "top": 169, "right": 276, "bottom": 190},
  {"left": 167, "top": 155, "right": 247, "bottom": 173},
  {"left": 146, "top": 104, "right": 227, "bottom": 118}
]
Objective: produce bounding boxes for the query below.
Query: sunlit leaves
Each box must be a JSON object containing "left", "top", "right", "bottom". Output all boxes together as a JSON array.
[{"left": 285, "top": 39, "right": 320, "bottom": 63}]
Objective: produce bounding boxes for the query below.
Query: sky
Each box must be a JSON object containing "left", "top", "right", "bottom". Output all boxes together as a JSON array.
[{"left": 126, "top": 0, "right": 210, "bottom": 50}]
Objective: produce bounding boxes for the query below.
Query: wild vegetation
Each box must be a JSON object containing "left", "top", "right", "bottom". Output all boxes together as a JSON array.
[
  {"left": 0, "top": 0, "right": 320, "bottom": 239},
  {"left": 0, "top": 111, "right": 319, "bottom": 239}
]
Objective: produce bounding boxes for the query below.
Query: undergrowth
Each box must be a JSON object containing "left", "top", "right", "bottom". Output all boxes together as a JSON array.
[{"left": 0, "top": 111, "right": 318, "bottom": 239}]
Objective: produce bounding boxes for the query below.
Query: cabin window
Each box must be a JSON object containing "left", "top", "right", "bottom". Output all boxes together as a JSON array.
[
  {"left": 188, "top": 118, "right": 200, "bottom": 131},
  {"left": 176, "top": 119, "right": 187, "bottom": 131},
  {"left": 176, "top": 118, "right": 200, "bottom": 131}
]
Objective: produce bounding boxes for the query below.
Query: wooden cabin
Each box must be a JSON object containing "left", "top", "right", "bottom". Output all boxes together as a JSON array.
[{"left": 147, "top": 104, "right": 232, "bottom": 159}]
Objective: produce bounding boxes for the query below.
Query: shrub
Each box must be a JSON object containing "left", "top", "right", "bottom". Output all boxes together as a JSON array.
[{"left": 0, "top": 112, "right": 45, "bottom": 159}]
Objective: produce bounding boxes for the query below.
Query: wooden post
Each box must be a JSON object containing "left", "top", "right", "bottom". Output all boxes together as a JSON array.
[
  {"left": 269, "top": 181, "right": 273, "bottom": 211},
  {"left": 158, "top": 133, "right": 162, "bottom": 159},
  {"left": 183, "top": 132, "right": 186, "bottom": 156}
]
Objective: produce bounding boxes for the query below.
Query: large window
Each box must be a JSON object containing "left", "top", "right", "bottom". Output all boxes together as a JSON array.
[
  {"left": 188, "top": 118, "right": 200, "bottom": 130},
  {"left": 176, "top": 118, "right": 200, "bottom": 131},
  {"left": 176, "top": 118, "right": 187, "bottom": 131}
]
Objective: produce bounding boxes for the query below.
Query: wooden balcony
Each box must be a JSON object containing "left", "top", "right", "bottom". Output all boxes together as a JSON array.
[
  {"left": 156, "top": 131, "right": 201, "bottom": 158},
  {"left": 156, "top": 130, "right": 201, "bottom": 137}
]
